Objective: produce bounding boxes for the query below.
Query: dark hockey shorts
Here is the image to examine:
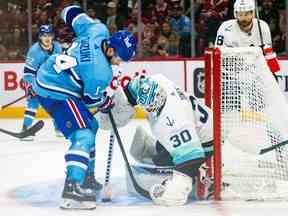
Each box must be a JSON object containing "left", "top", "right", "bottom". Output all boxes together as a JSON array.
[{"left": 37, "top": 96, "right": 95, "bottom": 138}]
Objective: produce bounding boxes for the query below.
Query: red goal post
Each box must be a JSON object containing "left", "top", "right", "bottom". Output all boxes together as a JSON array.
[{"left": 204, "top": 47, "right": 288, "bottom": 201}]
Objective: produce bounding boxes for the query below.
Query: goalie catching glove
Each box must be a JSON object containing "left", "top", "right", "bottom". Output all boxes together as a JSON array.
[{"left": 95, "top": 87, "right": 135, "bottom": 130}]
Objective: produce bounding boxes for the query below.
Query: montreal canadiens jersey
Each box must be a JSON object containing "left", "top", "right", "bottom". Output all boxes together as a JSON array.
[
  {"left": 215, "top": 18, "right": 272, "bottom": 47},
  {"left": 23, "top": 41, "right": 62, "bottom": 83},
  {"left": 33, "top": 5, "right": 112, "bottom": 108}
]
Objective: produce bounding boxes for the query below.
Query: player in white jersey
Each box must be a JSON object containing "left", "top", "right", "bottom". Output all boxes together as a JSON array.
[
  {"left": 96, "top": 73, "right": 213, "bottom": 206},
  {"left": 215, "top": 0, "right": 280, "bottom": 73},
  {"left": 215, "top": 0, "right": 271, "bottom": 47}
]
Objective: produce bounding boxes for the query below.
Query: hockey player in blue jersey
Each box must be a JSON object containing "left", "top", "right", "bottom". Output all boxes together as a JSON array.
[
  {"left": 32, "top": 4, "right": 137, "bottom": 210},
  {"left": 22, "top": 25, "right": 62, "bottom": 140}
]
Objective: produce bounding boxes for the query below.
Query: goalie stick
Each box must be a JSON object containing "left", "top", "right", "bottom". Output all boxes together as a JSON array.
[
  {"left": 0, "top": 120, "right": 44, "bottom": 139},
  {"left": 108, "top": 110, "right": 151, "bottom": 199},
  {"left": 260, "top": 140, "right": 288, "bottom": 155}
]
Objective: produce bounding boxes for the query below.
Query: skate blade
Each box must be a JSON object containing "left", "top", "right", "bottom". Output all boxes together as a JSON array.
[
  {"left": 20, "top": 137, "right": 34, "bottom": 141},
  {"left": 60, "top": 198, "right": 96, "bottom": 210}
]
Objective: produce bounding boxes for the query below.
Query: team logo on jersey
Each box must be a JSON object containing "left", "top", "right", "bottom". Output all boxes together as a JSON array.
[
  {"left": 66, "top": 121, "right": 72, "bottom": 128},
  {"left": 124, "top": 36, "right": 132, "bottom": 48},
  {"left": 166, "top": 116, "right": 175, "bottom": 127},
  {"left": 225, "top": 25, "right": 232, "bottom": 31}
]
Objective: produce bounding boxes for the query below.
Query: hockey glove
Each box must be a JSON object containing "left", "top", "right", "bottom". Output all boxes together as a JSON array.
[
  {"left": 23, "top": 81, "right": 36, "bottom": 98},
  {"left": 98, "top": 95, "right": 114, "bottom": 113},
  {"left": 263, "top": 45, "right": 280, "bottom": 74}
]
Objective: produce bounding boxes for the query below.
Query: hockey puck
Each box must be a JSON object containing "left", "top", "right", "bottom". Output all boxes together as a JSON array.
[{"left": 102, "top": 198, "right": 112, "bottom": 202}]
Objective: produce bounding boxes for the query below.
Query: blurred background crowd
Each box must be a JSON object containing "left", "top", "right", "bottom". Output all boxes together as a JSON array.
[{"left": 0, "top": 0, "right": 286, "bottom": 60}]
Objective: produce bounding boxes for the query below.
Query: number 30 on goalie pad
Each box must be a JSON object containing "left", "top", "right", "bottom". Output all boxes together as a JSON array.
[{"left": 95, "top": 88, "right": 135, "bottom": 130}]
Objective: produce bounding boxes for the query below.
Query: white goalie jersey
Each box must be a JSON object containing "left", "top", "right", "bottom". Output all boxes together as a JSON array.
[
  {"left": 146, "top": 74, "right": 213, "bottom": 157},
  {"left": 127, "top": 74, "right": 213, "bottom": 166},
  {"left": 215, "top": 19, "right": 272, "bottom": 47}
]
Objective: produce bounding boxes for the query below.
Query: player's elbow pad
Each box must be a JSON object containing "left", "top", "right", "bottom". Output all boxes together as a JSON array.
[{"left": 263, "top": 46, "right": 280, "bottom": 74}]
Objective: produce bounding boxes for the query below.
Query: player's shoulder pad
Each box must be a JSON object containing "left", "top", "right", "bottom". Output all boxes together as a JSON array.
[
  {"left": 88, "top": 22, "right": 109, "bottom": 38},
  {"left": 28, "top": 42, "right": 41, "bottom": 54},
  {"left": 258, "top": 19, "right": 271, "bottom": 32},
  {"left": 218, "top": 19, "right": 236, "bottom": 33},
  {"left": 61, "top": 5, "right": 84, "bottom": 25}
]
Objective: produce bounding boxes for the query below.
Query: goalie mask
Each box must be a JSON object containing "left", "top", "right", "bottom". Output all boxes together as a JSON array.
[{"left": 130, "top": 75, "right": 167, "bottom": 119}]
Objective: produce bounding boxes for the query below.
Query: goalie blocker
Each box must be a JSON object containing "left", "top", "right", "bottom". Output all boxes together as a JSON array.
[{"left": 95, "top": 74, "right": 214, "bottom": 205}]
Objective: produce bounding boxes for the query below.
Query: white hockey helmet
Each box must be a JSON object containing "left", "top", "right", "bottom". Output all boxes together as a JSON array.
[{"left": 234, "top": 0, "right": 255, "bottom": 17}]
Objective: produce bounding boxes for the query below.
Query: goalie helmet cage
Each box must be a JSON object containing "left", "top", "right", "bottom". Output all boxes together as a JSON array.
[{"left": 204, "top": 47, "right": 288, "bottom": 201}]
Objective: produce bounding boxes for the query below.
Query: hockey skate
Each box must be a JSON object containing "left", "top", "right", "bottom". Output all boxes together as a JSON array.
[
  {"left": 82, "top": 173, "right": 103, "bottom": 191},
  {"left": 20, "top": 125, "right": 35, "bottom": 141},
  {"left": 60, "top": 180, "right": 97, "bottom": 210}
]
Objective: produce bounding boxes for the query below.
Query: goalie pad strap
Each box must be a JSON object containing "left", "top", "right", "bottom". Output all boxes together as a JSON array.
[
  {"left": 175, "top": 158, "right": 205, "bottom": 177},
  {"left": 152, "top": 141, "right": 174, "bottom": 166}
]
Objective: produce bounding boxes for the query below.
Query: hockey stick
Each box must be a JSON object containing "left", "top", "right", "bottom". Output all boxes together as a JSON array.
[
  {"left": 259, "top": 140, "right": 288, "bottom": 155},
  {"left": 102, "top": 133, "right": 115, "bottom": 202},
  {"left": 254, "top": 0, "right": 264, "bottom": 47},
  {"left": 101, "top": 69, "right": 125, "bottom": 202},
  {"left": 1, "top": 94, "right": 27, "bottom": 110},
  {"left": 0, "top": 120, "right": 44, "bottom": 139},
  {"left": 108, "top": 110, "right": 151, "bottom": 199}
]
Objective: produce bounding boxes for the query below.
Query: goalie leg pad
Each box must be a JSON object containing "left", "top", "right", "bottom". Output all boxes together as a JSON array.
[
  {"left": 150, "top": 170, "right": 192, "bottom": 206},
  {"left": 130, "top": 126, "right": 158, "bottom": 164}
]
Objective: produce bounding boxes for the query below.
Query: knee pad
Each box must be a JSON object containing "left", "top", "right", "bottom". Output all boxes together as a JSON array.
[
  {"left": 90, "top": 117, "right": 99, "bottom": 134},
  {"left": 69, "top": 128, "right": 95, "bottom": 151}
]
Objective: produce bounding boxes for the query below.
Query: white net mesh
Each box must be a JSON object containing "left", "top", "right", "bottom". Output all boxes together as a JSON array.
[{"left": 218, "top": 47, "right": 288, "bottom": 200}]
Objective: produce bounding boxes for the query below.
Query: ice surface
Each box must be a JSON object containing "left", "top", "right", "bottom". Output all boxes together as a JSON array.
[{"left": 0, "top": 119, "right": 288, "bottom": 216}]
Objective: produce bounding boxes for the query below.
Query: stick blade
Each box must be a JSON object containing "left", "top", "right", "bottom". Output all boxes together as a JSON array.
[{"left": 0, "top": 120, "right": 44, "bottom": 139}]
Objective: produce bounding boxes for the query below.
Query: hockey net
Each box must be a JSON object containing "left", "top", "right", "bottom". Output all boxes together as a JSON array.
[{"left": 204, "top": 47, "right": 288, "bottom": 201}]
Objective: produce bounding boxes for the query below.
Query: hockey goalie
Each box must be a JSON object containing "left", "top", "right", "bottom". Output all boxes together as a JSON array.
[{"left": 96, "top": 73, "right": 213, "bottom": 206}]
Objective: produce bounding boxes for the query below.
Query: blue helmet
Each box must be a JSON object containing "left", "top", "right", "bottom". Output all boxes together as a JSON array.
[
  {"left": 106, "top": 30, "right": 137, "bottom": 61},
  {"left": 38, "top": 25, "right": 54, "bottom": 37}
]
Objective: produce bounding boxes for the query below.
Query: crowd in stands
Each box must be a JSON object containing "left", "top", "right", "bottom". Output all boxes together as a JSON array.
[{"left": 0, "top": 0, "right": 286, "bottom": 60}]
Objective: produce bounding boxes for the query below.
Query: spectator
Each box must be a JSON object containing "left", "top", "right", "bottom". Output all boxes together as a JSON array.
[
  {"left": 36, "top": 10, "right": 51, "bottom": 26},
  {"left": 123, "top": 8, "right": 138, "bottom": 34},
  {"left": 105, "top": 1, "right": 125, "bottom": 31},
  {"left": 195, "top": 0, "right": 229, "bottom": 55},
  {"left": 152, "top": 0, "right": 170, "bottom": 25},
  {"left": 56, "top": 25, "right": 74, "bottom": 50},
  {"left": 0, "top": 36, "right": 8, "bottom": 60},
  {"left": 87, "top": 8, "right": 101, "bottom": 23},
  {"left": 157, "top": 21, "right": 180, "bottom": 56},
  {"left": 259, "top": 0, "right": 285, "bottom": 53},
  {"left": 155, "top": 44, "right": 169, "bottom": 57},
  {"left": 142, "top": 38, "right": 155, "bottom": 58},
  {"left": 169, "top": 4, "right": 191, "bottom": 38}
]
